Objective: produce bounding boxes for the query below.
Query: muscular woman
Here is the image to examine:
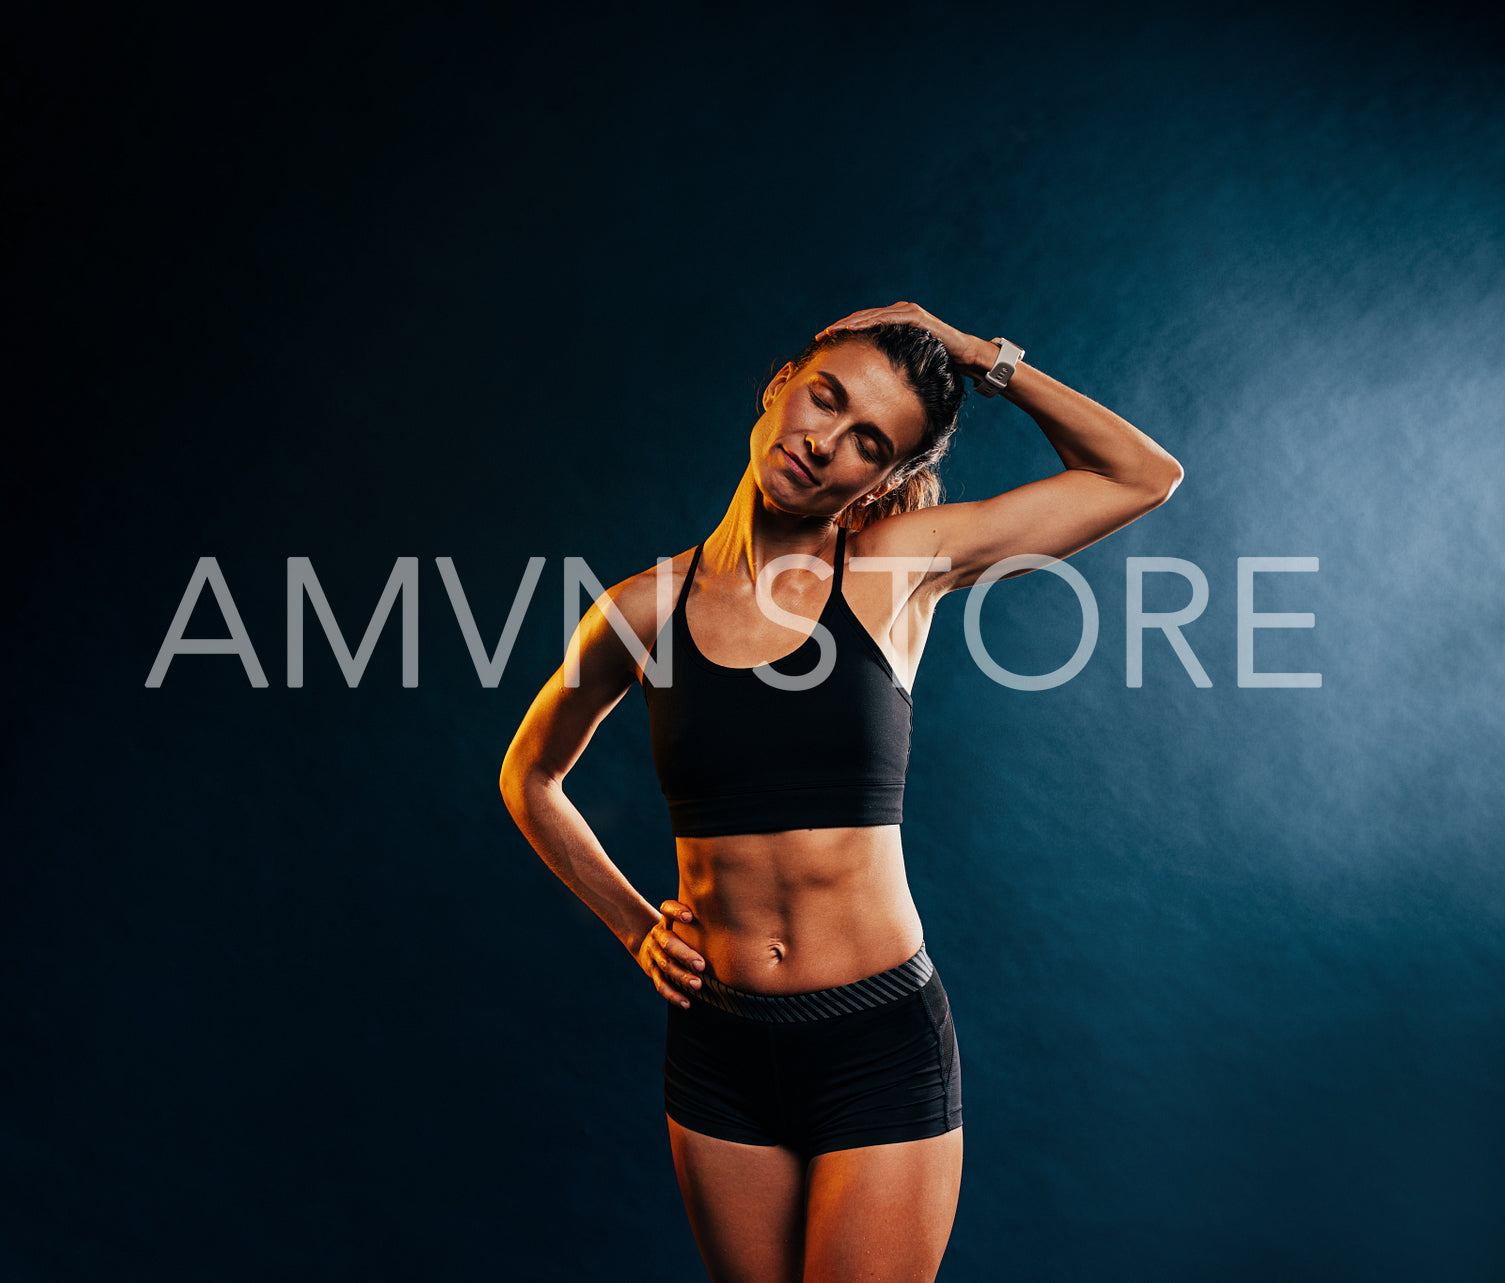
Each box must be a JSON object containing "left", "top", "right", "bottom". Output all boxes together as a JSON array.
[{"left": 501, "top": 302, "right": 1182, "bottom": 1282}]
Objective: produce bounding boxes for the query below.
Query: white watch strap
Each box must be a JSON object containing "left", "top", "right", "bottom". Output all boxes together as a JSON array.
[{"left": 973, "top": 337, "right": 1025, "bottom": 397}]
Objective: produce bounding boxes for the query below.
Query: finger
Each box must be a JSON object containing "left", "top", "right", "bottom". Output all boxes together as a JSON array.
[
  {"left": 659, "top": 931, "right": 706, "bottom": 972},
  {"left": 817, "top": 305, "right": 885, "bottom": 330},
  {"left": 653, "top": 933, "right": 704, "bottom": 981},
  {"left": 653, "top": 969, "right": 692, "bottom": 1009},
  {"left": 816, "top": 305, "right": 914, "bottom": 338},
  {"left": 649, "top": 950, "right": 697, "bottom": 1006},
  {"left": 652, "top": 908, "right": 705, "bottom": 971},
  {"left": 650, "top": 936, "right": 704, "bottom": 989},
  {"left": 817, "top": 309, "right": 882, "bottom": 335}
]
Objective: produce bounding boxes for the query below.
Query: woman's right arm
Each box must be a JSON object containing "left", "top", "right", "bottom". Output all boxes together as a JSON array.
[{"left": 499, "top": 569, "right": 706, "bottom": 1007}]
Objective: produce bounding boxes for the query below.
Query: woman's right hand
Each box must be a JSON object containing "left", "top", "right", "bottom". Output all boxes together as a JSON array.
[{"left": 635, "top": 899, "right": 706, "bottom": 1009}]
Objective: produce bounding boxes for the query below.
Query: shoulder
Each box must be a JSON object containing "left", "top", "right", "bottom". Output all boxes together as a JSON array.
[
  {"left": 845, "top": 508, "right": 946, "bottom": 562},
  {"left": 844, "top": 509, "right": 950, "bottom": 593},
  {"left": 572, "top": 547, "right": 697, "bottom": 671}
]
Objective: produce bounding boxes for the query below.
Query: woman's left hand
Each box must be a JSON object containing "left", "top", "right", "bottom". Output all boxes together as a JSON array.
[{"left": 815, "top": 301, "right": 996, "bottom": 381}]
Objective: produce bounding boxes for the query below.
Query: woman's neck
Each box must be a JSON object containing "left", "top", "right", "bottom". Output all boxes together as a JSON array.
[{"left": 701, "top": 467, "right": 841, "bottom": 584}]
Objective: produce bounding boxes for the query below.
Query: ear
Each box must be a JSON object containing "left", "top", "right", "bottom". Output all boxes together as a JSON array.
[
  {"left": 863, "top": 477, "right": 899, "bottom": 505},
  {"left": 761, "top": 361, "right": 796, "bottom": 412}
]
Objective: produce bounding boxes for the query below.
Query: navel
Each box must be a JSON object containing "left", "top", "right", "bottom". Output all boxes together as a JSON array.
[{"left": 766, "top": 939, "right": 787, "bottom": 965}]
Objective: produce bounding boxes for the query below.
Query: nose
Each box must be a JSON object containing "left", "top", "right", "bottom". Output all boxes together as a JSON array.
[{"left": 805, "top": 431, "right": 835, "bottom": 460}]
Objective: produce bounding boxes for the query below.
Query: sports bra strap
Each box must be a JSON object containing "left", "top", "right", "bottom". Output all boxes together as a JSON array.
[
  {"left": 676, "top": 543, "right": 705, "bottom": 612},
  {"left": 831, "top": 525, "right": 847, "bottom": 592}
]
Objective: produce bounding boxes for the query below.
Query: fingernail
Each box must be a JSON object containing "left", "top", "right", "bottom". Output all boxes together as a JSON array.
[
  {"left": 688, "top": 977, "right": 701, "bottom": 989},
  {"left": 693, "top": 959, "right": 704, "bottom": 971}
]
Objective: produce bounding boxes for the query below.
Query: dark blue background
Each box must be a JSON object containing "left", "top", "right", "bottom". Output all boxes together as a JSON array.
[{"left": 6, "top": 1, "right": 1502, "bottom": 1279}]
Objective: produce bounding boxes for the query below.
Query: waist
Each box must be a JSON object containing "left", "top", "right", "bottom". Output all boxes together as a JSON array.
[
  {"left": 694, "top": 943, "right": 935, "bottom": 1020},
  {"left": 673, "top": 825, "right": 924, "bottom": 993}
]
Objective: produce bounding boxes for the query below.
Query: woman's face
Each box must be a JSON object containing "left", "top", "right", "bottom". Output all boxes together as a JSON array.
[{"left": 751, "top": 339, "right": 930, "bottom": 519}]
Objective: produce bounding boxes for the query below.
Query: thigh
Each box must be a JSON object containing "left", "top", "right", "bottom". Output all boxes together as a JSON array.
[
  {"left": 667, "top": 1115, "right": 807, "bottom": 1283},
  {"left": 803, "top": 1129, "right": 964, "bottom": 1283}
]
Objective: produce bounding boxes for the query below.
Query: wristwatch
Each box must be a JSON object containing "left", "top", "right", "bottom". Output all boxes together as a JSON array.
[{"left": 972, "top": 337, "right": 1025, "bottom": 397}]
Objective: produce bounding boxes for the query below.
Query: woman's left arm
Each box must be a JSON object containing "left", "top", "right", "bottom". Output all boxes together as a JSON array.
[{"left": 826, "top": 302, "right": 1184, "bottom": 591}]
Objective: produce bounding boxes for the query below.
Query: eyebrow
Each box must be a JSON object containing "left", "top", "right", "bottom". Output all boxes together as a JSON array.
[{"left": 812, "top": 372, "right": 896, "bottom": 459}]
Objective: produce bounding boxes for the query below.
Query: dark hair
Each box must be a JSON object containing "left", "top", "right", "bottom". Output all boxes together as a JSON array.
[{"left": 784, "top": 322, "right": 967, "bottom": 531}]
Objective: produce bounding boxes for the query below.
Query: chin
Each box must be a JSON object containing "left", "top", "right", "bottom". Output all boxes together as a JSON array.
[{"left": 758, "top": 484, "right": 821, "bottom": 520}]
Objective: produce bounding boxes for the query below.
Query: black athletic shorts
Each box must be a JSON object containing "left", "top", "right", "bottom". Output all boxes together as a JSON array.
[{"left": 663, "top": 943, "right": 963, "bottom": 1159}]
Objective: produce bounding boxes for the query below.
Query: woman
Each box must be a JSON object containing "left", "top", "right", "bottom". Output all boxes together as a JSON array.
[{"left": 501, "top": 302, "right": 1182, "bottom": 1282}]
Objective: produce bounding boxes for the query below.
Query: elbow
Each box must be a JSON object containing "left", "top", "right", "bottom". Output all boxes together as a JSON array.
[
  {"left": 500, "top": 738, "right": 561, "bottom": 827},
  {"left": 499, "top": 741, "right": 534, "bottom": 823},
  {"left": 1159, "top": 455, "right": 1185, "bottom": 502},
  {"left": 1142, "top": 452, "right": 1184, "bottom": 508},
  {"left": 499, "top": 760, "right": 520, "bottom": 821}
]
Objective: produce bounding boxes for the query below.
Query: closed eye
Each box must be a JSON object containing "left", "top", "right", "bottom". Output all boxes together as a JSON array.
[{"left": 809, "top": 385, "right": 881, "bottom": 462}]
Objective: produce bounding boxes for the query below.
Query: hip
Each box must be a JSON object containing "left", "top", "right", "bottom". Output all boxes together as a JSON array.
[{"left": 663, "top": 943, "right": 963, "bottom": 1157}]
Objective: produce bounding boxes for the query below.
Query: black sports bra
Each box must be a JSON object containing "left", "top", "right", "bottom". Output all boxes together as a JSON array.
[{"left": 639, "top": 526, "right": 914, "bottom": 838}]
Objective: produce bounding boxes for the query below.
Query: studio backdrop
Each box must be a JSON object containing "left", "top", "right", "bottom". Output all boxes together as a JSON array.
[{"left": 5, "top": 2, "right": 1502, "bottom": 1280}]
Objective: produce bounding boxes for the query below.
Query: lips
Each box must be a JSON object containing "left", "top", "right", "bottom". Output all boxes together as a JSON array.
[{"left": 780, "top": 446, "right": 816, "bottom": 485}]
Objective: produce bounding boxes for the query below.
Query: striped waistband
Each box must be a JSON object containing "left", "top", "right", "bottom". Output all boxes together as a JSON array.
[{"left": 694, "top": 944, "right": 933, "bottom": 1023}]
